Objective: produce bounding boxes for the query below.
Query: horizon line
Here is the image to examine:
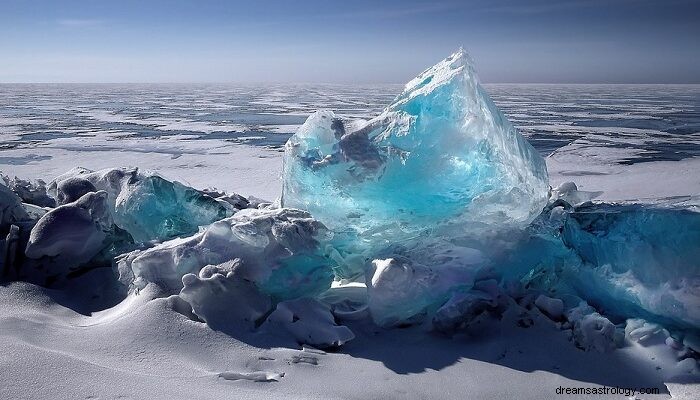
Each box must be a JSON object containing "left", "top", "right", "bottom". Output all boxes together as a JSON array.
[{"left": 1, "top": 81, "right": 700, "bottom": 86}]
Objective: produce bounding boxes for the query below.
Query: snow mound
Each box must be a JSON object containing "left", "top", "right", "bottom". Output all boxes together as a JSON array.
[{"left": 22, "top": 191, "right": 132, "bottom": 284}]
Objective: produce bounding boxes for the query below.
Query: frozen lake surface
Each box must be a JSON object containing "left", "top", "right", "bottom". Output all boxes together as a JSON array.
[{"left": 1, "top": 83, "right": 699, "bottom": 202}]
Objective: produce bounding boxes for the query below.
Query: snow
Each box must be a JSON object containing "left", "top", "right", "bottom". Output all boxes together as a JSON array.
[
  {"left": 1, "top": 280, "right": 694, "bottom": 400},
  {"left": 25, "top": 191, "right": 110, "bottom": 262},
  {"left": 179, "top": 260, "right": 273, "bottom": 331}
]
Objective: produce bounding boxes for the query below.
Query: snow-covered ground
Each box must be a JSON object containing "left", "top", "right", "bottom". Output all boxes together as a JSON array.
[{"left": 0, "top": 281, "right": 693, "bottom": 400}]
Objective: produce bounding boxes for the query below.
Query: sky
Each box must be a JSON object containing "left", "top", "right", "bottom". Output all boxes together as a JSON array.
[{"left": 0, "top": 0, "right": 699, "bottom": 84}]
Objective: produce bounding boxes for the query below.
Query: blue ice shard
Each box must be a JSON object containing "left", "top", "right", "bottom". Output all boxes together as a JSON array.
[
  {"left": 282, "top": 49, "right": 549, "bottom": 243},
  {"left": 496, "top": 198, "right": 700, "bottom": 331},
  {"left": 562, "top": 204, "right": 700, "bottom": 329}
]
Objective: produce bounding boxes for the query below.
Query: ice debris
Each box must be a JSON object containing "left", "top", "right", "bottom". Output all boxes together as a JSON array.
[
  {"left": 367, "top": 256, "right": 474, "bottom": 327},
  {"left": 23, "top": 191, "right": 132, "bottom": 283},
  {"left": 261, "top": 298, "right": 355, "bottom": 348},
  {"left": 1, "top": 174, "right": 55, "bottom": 208},
  {"left": 179, "top": 260, "right": 273, "bottom": 331},
  {"left": 0, "top": 183, "right": 30, "bottom": 228},
  {"left": 121, "top": 207, "right": 335, "bottom": 298},
  {"left": 282, "top": 49, "right": 549, "bottom": 245},
  {"left": 218, "top": 371, "right": 284, "bottom": 382},
  {"left": 567, "top": 301, "right": 621, "bottom": 353},
  {"left": 49, "top": 167, "right": 236, "bottom": 242},
  {"left": 1, "top": 183, "right": 33, "bottom": 279},
  {"left": 534, "top": 295, "right": 564, "bottom": 320}
]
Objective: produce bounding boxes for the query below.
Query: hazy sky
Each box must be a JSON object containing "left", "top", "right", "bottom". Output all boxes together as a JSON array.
[{"left": 1, "top": 0, "right": 699, "bottom": 83}]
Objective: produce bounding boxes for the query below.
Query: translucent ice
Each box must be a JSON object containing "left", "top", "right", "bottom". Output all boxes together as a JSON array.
[
  {"left": 367, "top": 257, "right": 474, "bottom": 327},
  {"left": 282, "top": 49, "right": 549, "bottom": 243},
  {"left": 562, "top": 203, "right": 700, "bottom": 329},
  {"left": 49, "top": 167, "right": 235, "bottom": 242},
  {"left": 496, "top": 198, "right": 700, "bottom": 331}
]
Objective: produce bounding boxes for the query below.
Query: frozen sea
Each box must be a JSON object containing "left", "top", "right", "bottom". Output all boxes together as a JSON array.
[{"left": 1, "top": 83, "right": 699, "bottom": 202}]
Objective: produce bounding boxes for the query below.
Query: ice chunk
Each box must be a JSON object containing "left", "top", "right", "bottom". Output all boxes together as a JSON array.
[
  {"left": 567, "top": 302, "right": 621, "bottom": 353},
  {"left": 562, "top": 203, "right": 700, "bottom": 328},
  {"left": 534, "top": 295, "right": 564, "bottom": 320},
  {"left": 550, "top": 181, "right": 601, "bottom": 206},
  {"left": 432, "top": 289, "right": 500, "bottom": 333},
  {"left": 261, "top": 298, "right": 354, "bottom": 348},
  {"left": 179, "top": 260, "right": 273, "bottom": 331},
  {"left": 55, "top": 176, "right": 97, "bottom": 204},
  {"left": 282, "top": 49, "right": 549, "bottom": 244},
  {"left": 625, "top": 319, "right": 669, "bottom": 346},
  {"left": 1, "top": 174, "right": 55, "bottom": 208},
  {"left": 367, "top": 256, "right": 474, "bottom": 327},
  {"left": 121, "top": 208, "right": 334, "bottom": 298},
  {"left": 25, "top": 191, "right": 111, "bottom": 261},
  {"left": 0, "top": 183, "right": 30, "bottom": 228},
  {"left": 49, "top": 167, "right": 235, "bottom": 242},
  {"left": 22, "top": 191, "right": 131, "bottom": 282},
  {"left": 218, "top": 371, "right": 284, "bottom": 382}
]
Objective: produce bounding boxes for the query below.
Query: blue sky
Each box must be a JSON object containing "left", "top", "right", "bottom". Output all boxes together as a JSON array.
[{"left": 1, "top": 0, "right": 698, "bottom": 83}]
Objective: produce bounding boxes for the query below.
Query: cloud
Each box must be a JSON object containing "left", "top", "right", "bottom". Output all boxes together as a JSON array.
[{"left": 57, "top": 19, "right": 103, "bottom": 27}]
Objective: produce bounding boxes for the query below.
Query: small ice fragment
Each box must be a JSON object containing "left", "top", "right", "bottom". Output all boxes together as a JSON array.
[
  {"left": 218, "top": 371, "right": 284, "bottom": 382},
  {"left": 262, "top": 298, "right": 354, "bottom": 348},
  {"left": 534, "top": 295, "right": 564, "bottom": 320}
]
